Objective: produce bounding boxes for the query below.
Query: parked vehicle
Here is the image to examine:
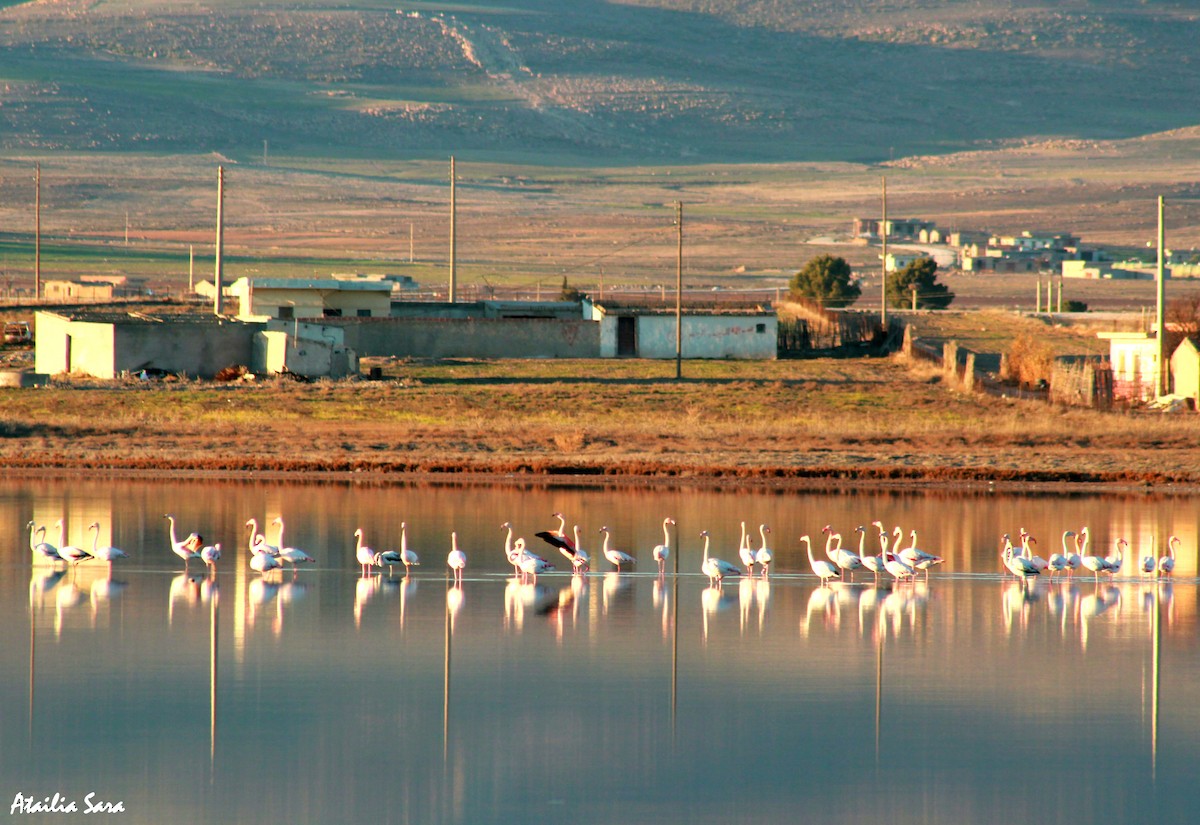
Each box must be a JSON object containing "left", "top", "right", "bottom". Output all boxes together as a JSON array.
[{"left": 3, "top": 321, "right": 32, "bottom": 344}]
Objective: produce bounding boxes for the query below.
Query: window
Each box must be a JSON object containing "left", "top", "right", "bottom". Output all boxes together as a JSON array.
[
  {"left": 357, "top": 309, "right": 372, "bottom": 318},
  {"left": 278, "top": 306, "right": 294, "bottom": 320},
  {"left": 756, "top": 323, "right": 767, "bottom": 334},
  {"left": 323, "top": 308, "right": 343, "bottom": 318}
]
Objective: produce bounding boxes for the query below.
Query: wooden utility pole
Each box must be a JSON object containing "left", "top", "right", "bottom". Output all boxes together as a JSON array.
[
  {"left": 188, "top": 244, "right": 195, "bottom": 293},
  {"left": 409, "top": 222, "right": 414, "bottom": 264},
  {"left": 214, "top": 166, "right": 225, "bottom": 315},
  {"left": 675, "top": 201, "right": 683, "bottom": 380},
  {"left": 1156, "top": 195, "right": 1167, "bottom": 396},
  {"left": 880, "top": 177, "right": 887, "bottom": 328},
  {"left": 449, "top": 156, "right": 457, "bottom": 303},
  {"left": 34, "top": 162, "right": 41, "bottom": 300}
]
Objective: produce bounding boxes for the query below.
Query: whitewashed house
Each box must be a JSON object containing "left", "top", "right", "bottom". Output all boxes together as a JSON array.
[{"left": 584, "top": 300, "right": 777, "bottom": 359}]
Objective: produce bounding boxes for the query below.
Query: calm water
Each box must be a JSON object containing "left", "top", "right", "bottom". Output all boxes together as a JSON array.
[{"left": 2, "top": 478, "right": 1198, "bottom": 825}]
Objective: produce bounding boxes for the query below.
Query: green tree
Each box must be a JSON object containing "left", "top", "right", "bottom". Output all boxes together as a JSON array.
[
  {"left": 789, "top": 255, "right": 861, "bottom": 307},
  {"left": 559, "top": 276, "right": 584, "bottom": 302},
  {"left": 886, "top": 257, "right": 954, "bottom": 309}
]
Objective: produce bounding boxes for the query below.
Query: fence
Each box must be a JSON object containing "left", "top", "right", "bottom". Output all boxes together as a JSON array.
[
  {"left": 776, "top": 301, "right": 887, "bottom": 356},
  {"left": 1051, "top": 362, "right": 1113, "bottom": 409}
]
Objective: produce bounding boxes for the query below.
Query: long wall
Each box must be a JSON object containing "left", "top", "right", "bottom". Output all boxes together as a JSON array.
[{"left": 336, "top": 317, "right": 601, "bottom": 358}]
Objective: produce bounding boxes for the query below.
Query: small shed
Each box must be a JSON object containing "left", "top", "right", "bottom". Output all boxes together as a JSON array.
[
  {"left": 1097, "top": 331, "right": 1160, "bottom": 402},
  {"left": 584, "top": 300, "right": 777, "bottom": 359},
  {"left": 1170, "top": 336, "right": 1200, "bottom": 410},
  {"left": 230, "top": 277, "right": 393, "bottom": 322}
]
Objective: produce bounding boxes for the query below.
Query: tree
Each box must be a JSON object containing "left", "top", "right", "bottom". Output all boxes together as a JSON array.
[
  {"left": 886, "top": 257, "right": 954, "bottom": 309},
  {"left": 789, "top": 255, "right": 861, "bottom": 307},
  {"left": 559, "top": 276, "right": 584, "bottom": 302}
]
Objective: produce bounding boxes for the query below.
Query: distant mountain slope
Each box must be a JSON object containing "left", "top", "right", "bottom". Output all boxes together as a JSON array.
[{"left": 0, "top": 0, "right": 1196, "bottom": 163}]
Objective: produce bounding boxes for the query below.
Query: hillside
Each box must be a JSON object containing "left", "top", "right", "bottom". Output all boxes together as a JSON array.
[{"left": 1, "top": 0, "right": 1197, "bottom": 164}]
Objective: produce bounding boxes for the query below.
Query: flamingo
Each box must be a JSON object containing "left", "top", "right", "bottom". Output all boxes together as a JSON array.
[
  {"left": 201, "top": 543, "right": 222, "bottom": 573},
  {"left": 1103, "top": 538, "right": 1126, "bottom": 579},
  {"left": 700, "top": 530, "right": 741, "bottom": 586},
  {"left": 651, "top": 517, "right": 675, "bottom": 575},
  {"left": 567, "top": 525, "right": 589, "bottom": 574},
  {"left": 857, "top": 526, "right": 885, "bottom": 583},
  {"left": 86, "top": 522, "right": 128, "bottom": 564},
  {"left": 823, "top": 526, "right": 862, "bottom": 580},
  {"left": 1139, "top": 535, "right": 1157, "bottom": 577},
  {"left": 535, "top": 512, "right": 587, "bottom": 571},
  {"left": 753, "top": 523, "right": 774, "bottom": 578},
  {"left": 273, "top": 516, "right": 316, "bottom": 571},
  {"left": 1018, "top": 531, "right": 1047, "bottom": 575},
  {"left": 1048, "top": 530, "right": 1076, "bottom": 578},
  {"left": 250, "top": 547, "right": 282, "bottom": 575},
  {"left": 1002, "top": 542, "right": 1038, "bottom": 578},
  {"left": 1079, "top": 535, "right": 1108, "bottom": 583},
  {"left": 396, "top": 522, "right": 421, "bottom": 572},
  {"left": 884, "top": 544, "right": 915, "bottom": 583},
  {"left": 447, "top": 532, "right": 467, "bottom": 583},
  {"left": 516, "top": 538, "right": 554, "bottom": 582},
  {"left": 245, "top": 518, "right": 279, "bottom": 557},
  {"left": 803, "top": 535, "right": 839, "bottom": 585},
  {"left": 900, "top": 530, "right": 943, "bottom": 575},
  {"left": 599, "top": 526, "right": 636, "bottom": 572},
  {"left": 28, "top": 522, "right": 62, "bottom": 563},
  {"left": 53, "top": 520, "right": 92, "bottom": 566},
  {"left": 1159, "top": 536, "right": 1178, "bottom": 577},
  {"left": 738, "top": 521, "right": 756, "bottom": 575},
  {"left": 354, "top": 528, "right": 378, "bottom": 574}
]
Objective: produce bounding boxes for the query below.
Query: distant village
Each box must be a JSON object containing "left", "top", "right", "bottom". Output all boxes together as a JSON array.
[{"left": 853, "top": 216, "right": 1200, "bottom": 280}]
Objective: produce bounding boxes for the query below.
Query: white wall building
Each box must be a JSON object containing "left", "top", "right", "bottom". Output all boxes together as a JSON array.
[{"left": 584, "top": 300, "right": 777, "bottom": 359}]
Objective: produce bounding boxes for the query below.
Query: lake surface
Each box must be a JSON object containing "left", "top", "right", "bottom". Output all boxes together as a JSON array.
[{"left": 2, "top": 478, "right": 1198, "bottom": 824}]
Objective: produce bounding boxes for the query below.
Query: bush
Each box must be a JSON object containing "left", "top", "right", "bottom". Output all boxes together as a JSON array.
[
  {"left": 1007, "top": 333, "right": 1055, "bottom": 387},
  {"left": 789, "top": 255, "right": 861, "bottom": 307}
]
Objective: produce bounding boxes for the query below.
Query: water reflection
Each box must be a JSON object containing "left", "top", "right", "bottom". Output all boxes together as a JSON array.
[{"left": 6, "top": 479, "right": 1200, "bottom": 824}]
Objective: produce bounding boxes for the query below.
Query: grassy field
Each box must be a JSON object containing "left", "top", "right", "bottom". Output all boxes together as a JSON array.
[{"left": 3, "top": 354, "right": 1198, "bottom": 486}]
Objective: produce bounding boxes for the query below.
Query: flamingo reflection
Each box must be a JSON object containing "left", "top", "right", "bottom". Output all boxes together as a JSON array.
[{"left": 701, "top": 584, "right": 736, "bottom": 642}]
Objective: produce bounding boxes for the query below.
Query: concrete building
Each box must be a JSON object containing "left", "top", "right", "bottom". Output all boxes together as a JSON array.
[
  {"left": 230, "top": 277, "right": 393, "bottom": 322},
  {"left": 35, "top": 310, "right": 357, "bottom": 379},
  {"left": 43, "top": 276, "right": 149, "bottom": 301},
  {"left": 584, "top": 300, "right": 777, "bottom": 359},
  {"left": 1097, "top": 331, "right": 1161, "bottom": 402},
  {"left": 1170, "top": 336, "right": 1200, "bottom": 410}
]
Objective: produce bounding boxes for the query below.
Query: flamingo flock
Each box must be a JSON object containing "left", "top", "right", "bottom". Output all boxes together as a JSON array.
[{"left": 23, "top": 513, "right": 1189, "bottom": 596}]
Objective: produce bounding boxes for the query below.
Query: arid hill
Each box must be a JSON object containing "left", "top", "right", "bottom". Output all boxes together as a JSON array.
[{"left": 1, "top": 0, "right": 1197, "bottom": 164}]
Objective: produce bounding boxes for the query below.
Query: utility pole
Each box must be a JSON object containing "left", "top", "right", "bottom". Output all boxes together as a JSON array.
[
  {"left": 449, "top": 156, "right": 457, "bottom": 303},
  {"left": 214, "top": 166, "right": 225, "bottom": 316},
  {"left": 1156, "top": 195, "right": 1167, "bottom": 396},
  {"left": 125, "top": 211, "right": 129, "bottom": 245},
  {"left": 263, "top": 139, "right": 268, "bottom": 165},
  {"left": 880, "top": 176, "right": 887, "bottom": 329},
  {"left": 188, "top": 244, "right": 195, "bottom": 293},
  {"left": 34, "top": 162, "right": 41, "bottom": 300},
  {"left": 675, "top": 201, "right": 683, "bottom": 380},
  {"left": 409, "top": 222, "right": 414, "bottom": 264}
]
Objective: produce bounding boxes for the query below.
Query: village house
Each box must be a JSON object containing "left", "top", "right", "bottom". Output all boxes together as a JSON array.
[
  {"left": 42, "top": 275, "right": 149, "bottom": 301},
  {"left": 584, "top": 299, "right": 776, "bottom": 359},
  {"left": 1097, "top": 331, "right": 1161, "bottom": 402}
]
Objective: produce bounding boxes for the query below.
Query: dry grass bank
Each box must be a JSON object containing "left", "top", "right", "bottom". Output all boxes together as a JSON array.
[{"left": 2, "top": 356, "right": 1197, "bottom": 485}]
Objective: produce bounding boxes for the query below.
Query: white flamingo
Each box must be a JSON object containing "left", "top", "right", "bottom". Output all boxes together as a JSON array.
[
  {"left": 1103, "top": 538, "right": 1126, "bottom": 579},
  {"left": 354, "top": 528, "right": 378, "bottom": 574},
  {"left": 824, "top": 526, "right": 862, "bottom": 580},
  {"left": 1079, "top": 534, "right": 1108, "bottom": 582},
  {"left": 86, "top": 522, "right": 128, "bottom": 564},
  {"left": 273, "top": 516, "right": 316, "bottom": 571},
  {"left": 803, "top": 535, "right": 839, "bottom": 585},
  {"left": 29, "top": 521, "right": 62, "bottom": 563},
  {"left": 54, "top": 520, "right": 91, "bottom": 566},
  {"left": 516, "top": 538, "right": 554, "bottom": 582},
  {"left": 1159, "top": 536, "right": 1178, "bottom": 577},
  {"left": 753, "top": 523, "right": 774, "bottom": 578},
  {"left": 1048, "top": 530, "right": 1075, "bottom": 577},
  {"left": 201, "top": 542, "right": 222, "bottom": 573},
  {"left": 884, "top": 544, "right": 915, "bottom": 583},
  {"left": 396, "top": 522, "right": 421, "bottom": 572},
  {"left": 536, "top": 512, "right": 585, "bottom": 569},
  {"left": 857, "top": 526, "right": 885, "bottom": 583},
  {"left": 250, "top": 547, "right": 281, "bottom": 575},
  {"left": 164, "top": 514, "right": 202, "bottom": 570},
  {"left": 900, "top": 530, "right": 943, "bottom": 575},
  {"left": 568, "top": 525, "right": 589, "bottom": 574},
  {"left": 1002, "top": 542, "right": 1038, "bottom": 578},
  {"left": 599, "top": 526, "right": 635, "bottom": 572},
  {"left": 447, "top": 532, "right": 467, "bottom": 583},
  {"left": 652, "top": 517, "right": 675, "bottom": 575},
  {"left": 738, "top": 521, "right": 756, "bottom": 575},
  {"left": 700, "top": 530, "right": 741, "bottom": 586},
  {"left": 245, "top": 518, "right": 279, "bottom": 557},
  {"left": 1139, "top": 535, "right": 1157, "bottom": 577}
]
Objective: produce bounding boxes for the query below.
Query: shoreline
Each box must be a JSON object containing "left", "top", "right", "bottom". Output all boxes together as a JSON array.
[{"left": 7, "top": 462, "right": 1199, "bottom": 496}]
